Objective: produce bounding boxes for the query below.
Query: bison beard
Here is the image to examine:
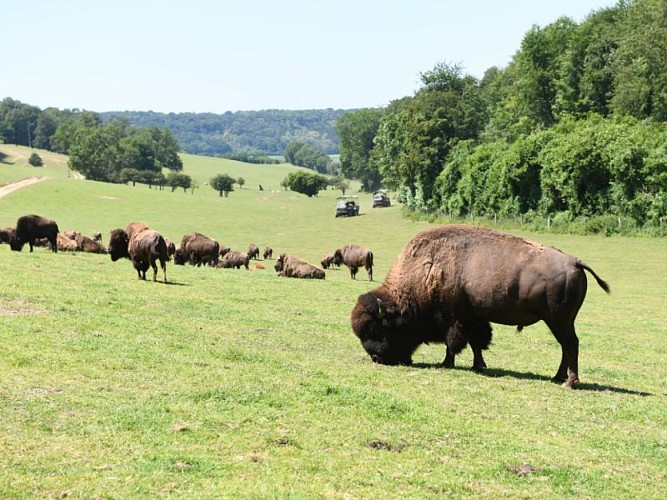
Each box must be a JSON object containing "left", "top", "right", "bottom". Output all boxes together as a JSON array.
[{"left": 350, "top": 225, "right": 610, "bottom": 389}]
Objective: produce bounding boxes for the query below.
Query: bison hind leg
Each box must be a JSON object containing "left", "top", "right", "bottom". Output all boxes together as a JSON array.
[
  {"left": 468, "top": 321, "right": 493, "bottom": 373},
  {"left": 442, "top": 320, "right": 470, "bottom": 369}
]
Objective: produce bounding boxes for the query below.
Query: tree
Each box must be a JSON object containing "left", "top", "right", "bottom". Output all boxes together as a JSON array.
[
  {"left": 68, "top": 123, "right": 123, "bottom": 182},
  {"left": 210, "top": 174, "right": 235, "bottom": 197},
  {"left": 28, "top": 152, "right": 43, "bottom": 167},
  {"left": 336, "top": 108, "right": 384, "bottom": 191},
  {"left": 237, "top": 177, "right": 245, "bottom": 189},
  {"left": 283, "top": 171, "right": 328, "bottom": 197},
  {"left": 120, "top": 168, "right": 142, "bottom": 186},
  {"left": 167, "top": 172, "right": 192, "bottom": 193},
  {"left": 284, "top": 142, "right": 333, "bottom": 173}
]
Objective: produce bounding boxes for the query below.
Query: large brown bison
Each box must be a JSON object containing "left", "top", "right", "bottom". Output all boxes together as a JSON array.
[
  {"left": 218, "top": 250, "right": 250, "bottom": 270},
  {"left": 350, "top": 225, "right": 610, "bottom": 389},
  {"left": 334, "top": 244, "right": 373, "bottom": 281},
  {"left": 108, "top": 227, "right": 168, "bottom": 282},
  {"left": 174, "top": 232, "right": 219, "bottom": 267},
  {"left": 9, "top": 214, "right": 59, "bottom": 253},
  {"left": 275, "top": 254, "right": 325, "bottom": 279}
]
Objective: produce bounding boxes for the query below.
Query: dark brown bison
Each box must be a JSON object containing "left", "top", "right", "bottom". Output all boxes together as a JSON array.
[
  {"left": 275, "top": 254, "right": 325, "bottom": 279},
  {"left": 174, "top": 232, "right": 220, "bottom": 267},
  {"left": 219, "top": 245, "right": 231, "bottom": 258},
  {"left": 0, "top": 227, "right": 15, "bottom": 244},
  {"left": 75, "top": 233, "right": 107, "bottom": 254},
  {"left": 218, "top": 250, "right": 250, "bottom": 270},
  {"left": 248, "top": 244, "right": 260, "bottom": 260},
  {"left": 263, "top": 246, "right": 273, "bottom": 260},
  {"left": 334, "top": 244, "right": 373, "bottom": 281},
  {"left": 9, "top": 214, "right": 59, "bottom": 253},
  {"left": 350, "top": 225, "right": 610, "bottom": 389},
  {"left": 108, "top": 228, "right": 168, "bottom": 282},
  {"left": 320, "top": 253, "right": 338, "bottom": 269}
]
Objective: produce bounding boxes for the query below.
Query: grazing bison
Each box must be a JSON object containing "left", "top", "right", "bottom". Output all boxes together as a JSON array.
[
  {"left": 350, "top": 225, "right": 610, "bottom": 388},
  {"left": 334, "top": 244, "right": 374, "bottom": 281},
  {"left": 275, "top": 254, "right": 325, "bottom": 279},
  {"left": 108, "top": 228, "right": 168, "bottom": 282},
  {"left": 0, "top": 227, "right": 15, "bottom": 244},
  {"left": 9, "top": 214, "right": 59, "bottom": 253},
  {"left": 320, "top": 253, "right": 338, "bottom": 269},
  {"left": 174, "top": 232, "right": 220, "bottom": 267},
  {"left": 75, "top": 233, "right": 107, "bottom": 254},
  {"left": 248, "top": 244, "right": 260, "bottom": 260},
  {"left": 263, "top": 246, "right": 273, "bottom": 260},
  {"left": 165, "top": 238, "right": 176, "bottom": 261},
  {"left": 218, "top": 250, "right": 250, "bottom": 270}
]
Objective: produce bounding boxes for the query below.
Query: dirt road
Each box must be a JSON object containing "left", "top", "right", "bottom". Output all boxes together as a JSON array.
[{"left": 0, "top": 176, "right": 48, "bottom": 199}]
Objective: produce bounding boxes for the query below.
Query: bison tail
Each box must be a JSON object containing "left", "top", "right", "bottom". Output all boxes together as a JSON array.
[
  {"left": 577, "top": 260, "right": 610, "bottom": 294},
  {"left": 367, "top": 250, "right": 374, "bottom": 269}
]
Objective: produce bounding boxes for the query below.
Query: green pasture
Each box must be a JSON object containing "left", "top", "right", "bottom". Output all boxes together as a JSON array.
[{"left": 0, "top": 144, "right": 665, "bottom": 498}]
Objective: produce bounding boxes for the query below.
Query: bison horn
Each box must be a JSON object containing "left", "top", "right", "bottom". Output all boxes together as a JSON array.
[{"left": 375, "top": 298, "right": 386, "bottom": 319}]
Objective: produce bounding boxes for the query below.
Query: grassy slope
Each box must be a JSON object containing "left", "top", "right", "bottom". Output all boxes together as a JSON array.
[{"left": 0, "top": 144, "right": 665, "bottom": 498}]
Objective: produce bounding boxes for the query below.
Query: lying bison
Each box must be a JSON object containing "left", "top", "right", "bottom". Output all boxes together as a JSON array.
[
  {"left": 174, "top": 232, "right": 219, "bottom": 267},
  {"left": 334, "top": 244, "right": 373, "bottom": 281},
  {"left": 350, "top": 225, "right": 610, "bottom": 389},
  {"left": 275, "top": 254, "right": 325, "bottom": 279},
  {"left": 9, "top": 214, "right": 59, "bottom": 253},
  {"left": 108, "top": 227, "right": 168, "bottom": 282},
  {"left": 75, "top": 233, "right": 107, "bottom": 254}
]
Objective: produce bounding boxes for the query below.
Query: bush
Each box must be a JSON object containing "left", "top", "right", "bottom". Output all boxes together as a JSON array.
[{"left": 28, "top": 152, "right": 43, "bottom": 167}]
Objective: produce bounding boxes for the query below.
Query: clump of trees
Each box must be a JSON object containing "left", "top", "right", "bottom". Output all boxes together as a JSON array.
[
  {"left": 284, "top": 141, "right": 334, "bottom": 174},
  {"left": 282, "top": 171, "right": 328, "bottom": 197},
  {"left": 210, "top": 174, "right": 235, "bottom": 197},
  {"left": 28, "top": 153, "right": 43, "bottom": 167},
  {"left": 335, "top": 0, "right": 667, "bottom": 232}
]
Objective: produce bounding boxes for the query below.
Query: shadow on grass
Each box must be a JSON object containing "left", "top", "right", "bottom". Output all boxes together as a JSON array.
[
  {"left": 412, "top": 363, "right": 652, "bottom": 396},
  {"left": 163, "top": 280, "right": 189, "bottom": 286}
]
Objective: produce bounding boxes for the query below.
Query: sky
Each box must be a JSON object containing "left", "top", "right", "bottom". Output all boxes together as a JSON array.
[{"left": 2, "top": 0, "right": 616, "bottom": 114}]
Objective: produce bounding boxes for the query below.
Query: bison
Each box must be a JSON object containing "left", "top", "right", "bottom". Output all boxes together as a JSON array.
[
  {"left": 174, "top": 232, "right": 219, "bottom": 267},
  {"left": 0, "top": 227, "right": 15, "bottom": 244},
  {"left": 320, "top": 253, "right": 338, "bottom": 269},
  {"left": 263, "top": 246, "right": 273, "bottom": 260},
  {"left": 108, "top": 227, "right": 168, "bottom": 282},
  {"left": 9, "top": 214, "right": 59, "bottom": 253},
  {"left": 75, "top": 233, "right": 107, "bottom": 254},
  {"left": 218, "top": 250, "right": 250, "bottom": 270},
  {"left": 350, "top": 225, "right": 610, "bottom": 389},
  {"left": 275, "top": 254, "right": 325, "bottom": 279},
  {"left": 248, "top": 244, "right": 260, "bottom": 260},
  {"left": 334, "top": 244, "right": 374, "bottom": 281},
  {"left": 50, "top": 233, "right": 78, "bottom": 252}
]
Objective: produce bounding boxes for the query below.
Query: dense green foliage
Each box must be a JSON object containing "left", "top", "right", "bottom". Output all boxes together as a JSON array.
[
  {"left": 282, "top": 170, "right": 329, "bottom": 197},
  {"left": 284, "top": 141, "right": 334, "bottom": 173},
  {"left": 100, "top": 109, "right": 350, "bottom": 156},
  {"left": 210, "top": 173, "right": 235, "bottom": 197},
  {"left": 337, "top": 0, "right": 667, "bottom": 231}
]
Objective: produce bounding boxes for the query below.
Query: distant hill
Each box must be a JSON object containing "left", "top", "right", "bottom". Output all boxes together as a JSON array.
[{"left": 100, "top": 108, "right": 355, "bottom": 157}]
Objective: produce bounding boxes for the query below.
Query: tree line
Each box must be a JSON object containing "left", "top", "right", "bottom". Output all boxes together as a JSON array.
[{"left": 336, "top": 0, "right": 667, "bottom": 233}]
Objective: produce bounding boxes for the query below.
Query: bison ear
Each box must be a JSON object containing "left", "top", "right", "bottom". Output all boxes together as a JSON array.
[{"left": 375, "top": 298, "right": 386, "bottom": 319}]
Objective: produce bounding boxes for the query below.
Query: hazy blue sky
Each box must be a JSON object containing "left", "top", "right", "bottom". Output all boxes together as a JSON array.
[{"left": 3, "top": 0, "right": 615, "bottom": 113}]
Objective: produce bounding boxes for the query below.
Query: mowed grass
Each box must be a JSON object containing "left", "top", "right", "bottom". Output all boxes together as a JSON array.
[{"left": 0, "top": 144, "right": 665, "bottom": 498}]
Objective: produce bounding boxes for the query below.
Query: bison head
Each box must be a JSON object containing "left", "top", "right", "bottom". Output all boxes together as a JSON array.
[
  {"left": 351, "top": 289, "right": 419, "bottom": 366},
  {"left": 8, "top": 235, "right": 25, "bottom": 252},
  {"left": 107, "top": 229, "right": 130, "bottom": 261},
  {"left": 173, "top": 248, "right": 187, "bottom": 265},
  {"left": 274, "top": 254, "right": 286, "bottom": 273}
]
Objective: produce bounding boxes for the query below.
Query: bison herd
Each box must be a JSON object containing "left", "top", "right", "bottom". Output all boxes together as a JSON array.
[{"left": 3, "top": 214, "right": 610, "bottom": 388}]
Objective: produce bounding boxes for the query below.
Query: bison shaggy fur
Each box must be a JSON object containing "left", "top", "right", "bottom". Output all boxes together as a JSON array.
[
  {"left": 9, "top": 214, "right": 59, "bottom": 253},
  {"left": 108, "top": 228, "right": 168, "bottom": 282},
  {"left": 274, "top": 254, "right": 325, "bottom": 279},
  {"left": 334, "top": 244, "right": 373, "bottom": 281},
  {"left": 350, "top": 225, "right": 610, "bottom": 388}
]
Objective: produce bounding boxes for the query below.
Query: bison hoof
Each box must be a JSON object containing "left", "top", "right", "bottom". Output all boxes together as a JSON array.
[
  {"left": 561, "top": 376, "right": 580, "bottom": 389},
  {"left": 472, "top": 365, "right": 485, "bottom": 374},
  {"left": 442, "top": 359, "right": 455, "bottom": 369}
]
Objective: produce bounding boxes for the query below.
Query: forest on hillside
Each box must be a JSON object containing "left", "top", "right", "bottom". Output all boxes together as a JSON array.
[{"left": 336, "top": 0, "right": 667, "bottom": 233}]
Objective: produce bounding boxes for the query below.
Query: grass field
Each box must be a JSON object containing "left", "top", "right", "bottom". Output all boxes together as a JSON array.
[{"left": 1, "top": 144, "right": 666, "bottom": 498}]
